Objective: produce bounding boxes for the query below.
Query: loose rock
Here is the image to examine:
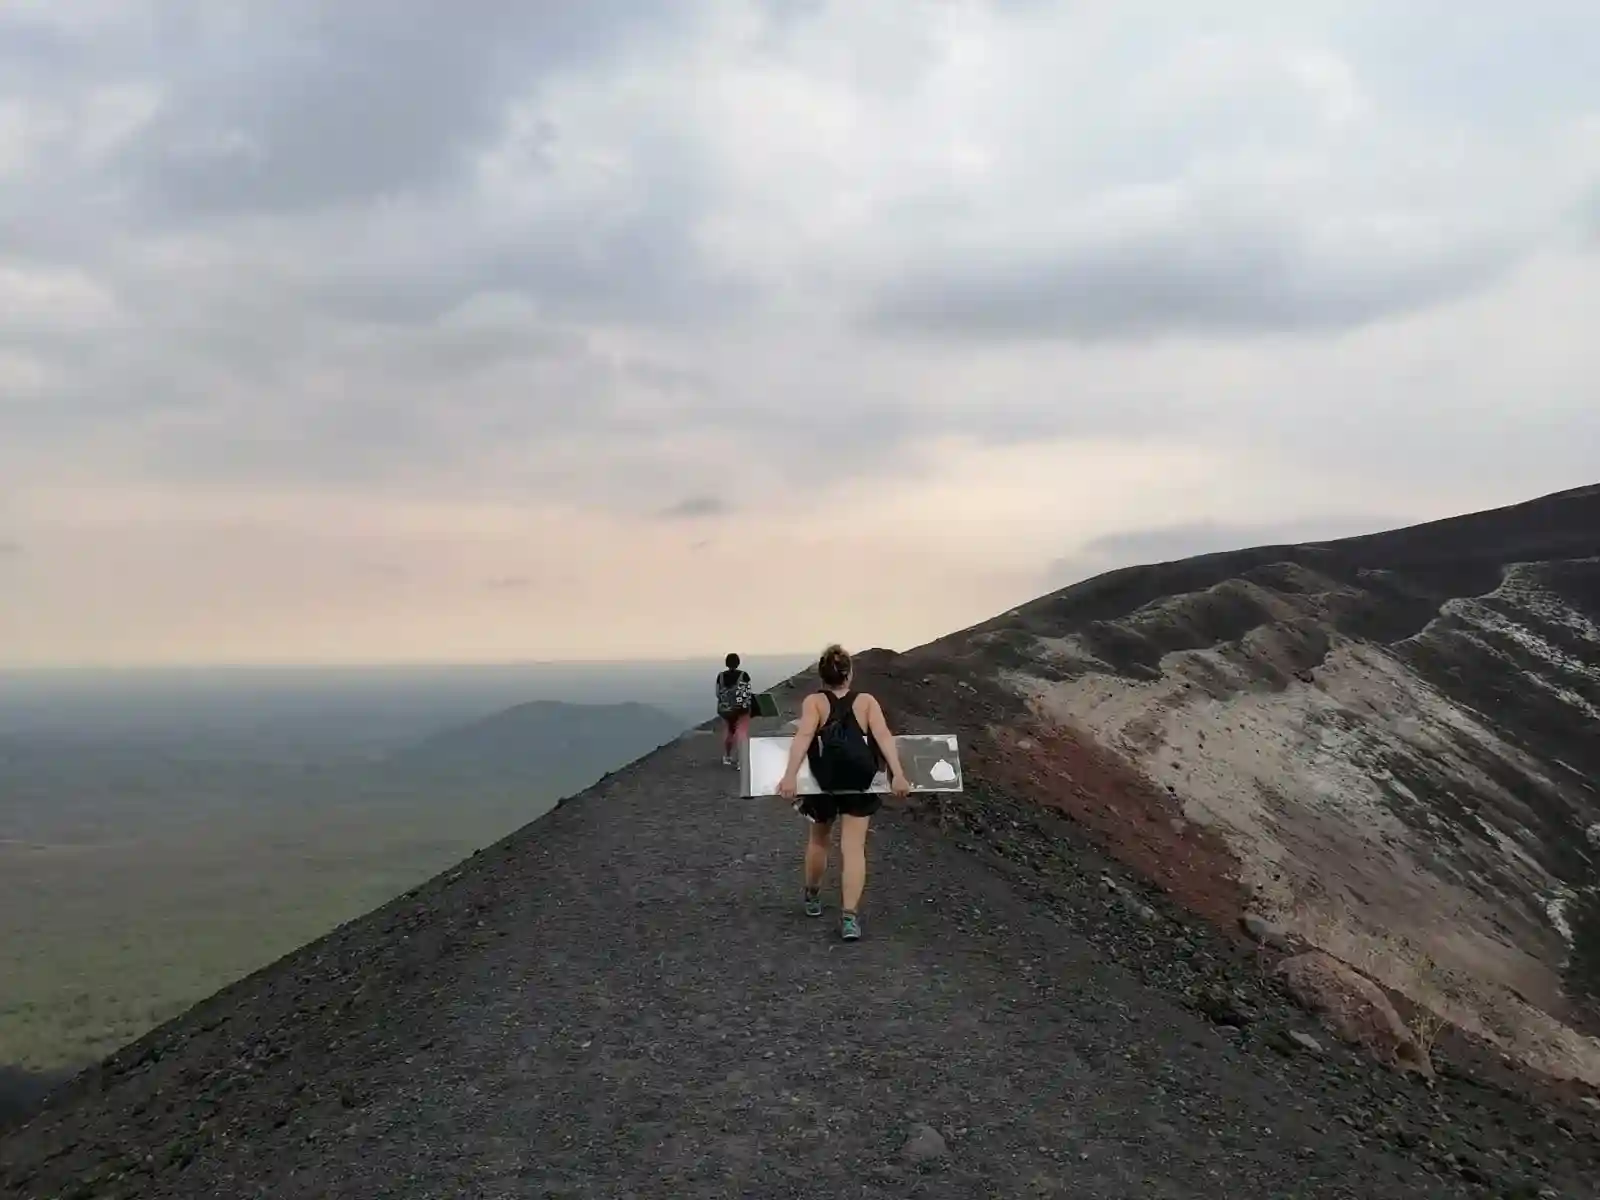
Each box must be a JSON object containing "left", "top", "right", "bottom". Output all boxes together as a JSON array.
[
  {"left": 1120, "top": 895, "right": 1158, "bottom": 923},
  {"left": 901, "top": 1123, "right": 949, "bottom": 1164},
  {"left": 1194, "top": 984, "right": 1256, "bottom": 1028},
  {"left": 1239, "top": 912, "right": 1291, "bottom": 950},
  {"left": 1287, "top": 1030, "right": 1325, "bottom": 1056},
  {"left": 1274, "top": 952, "right": 1433, "bottom": 1079}
]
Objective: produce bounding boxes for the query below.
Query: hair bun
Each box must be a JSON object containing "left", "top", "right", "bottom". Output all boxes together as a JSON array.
[{"left": 818, "top": 643, "right": 853, "bottom": 687}]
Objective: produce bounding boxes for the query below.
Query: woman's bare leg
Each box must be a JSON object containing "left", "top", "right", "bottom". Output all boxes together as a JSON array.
[
  {"left": 839, "top": 815, "right": 870, "bottom": 913},
  {"left": 804, "top": 819, "right": 831, "bottom": 893}
]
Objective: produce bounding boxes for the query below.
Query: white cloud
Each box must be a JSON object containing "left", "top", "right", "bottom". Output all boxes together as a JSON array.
[
  {"left": 0, "top": 264, "right": 124, "bottom": 335},
  {"left": 1, "top": 0, "right": 1598, "bottom": 664}
]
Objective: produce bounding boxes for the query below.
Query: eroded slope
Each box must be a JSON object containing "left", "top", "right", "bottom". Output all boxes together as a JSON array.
[{"left": 909, "top": 485, "right": 1600, "bottom": 1084}]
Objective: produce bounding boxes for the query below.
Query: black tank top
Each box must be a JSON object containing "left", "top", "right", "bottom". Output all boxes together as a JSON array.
[
  {"left": 818, "top": 690, "right": 862, "bottom": 733},
  {"left": 808, "top": 691, "right": 881, "bottom": 757}
]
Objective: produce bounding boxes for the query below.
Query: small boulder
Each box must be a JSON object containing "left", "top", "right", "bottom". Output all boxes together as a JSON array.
[
  {"left": 901, "top": 1123, "right": 949, "bottom": 1165},
  {"left": 1194, "top": 984, "right": 1256, "bottom": 1028},
  {"left": 1274, "top": 952, "right": 1433, "bottom": 1078},
  {"left": 1120, "top": 895, "right": 1158, "bottom": 923},
  {"left": 1287, "top": 1030, "right": 1325, "bottom": 1056},
  {"left": 1239, "top": 912, "right": 1292, "bottom": 949}
]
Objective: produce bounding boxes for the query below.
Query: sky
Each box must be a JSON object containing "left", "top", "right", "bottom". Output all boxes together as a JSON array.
[{"left": 2, "top": 1, "right": 1598, "bottom": 667}]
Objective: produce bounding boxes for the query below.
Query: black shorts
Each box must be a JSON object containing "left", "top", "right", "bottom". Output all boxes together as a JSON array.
[{"left": 795, "top": 792, "right": 882, "bottom": 823}]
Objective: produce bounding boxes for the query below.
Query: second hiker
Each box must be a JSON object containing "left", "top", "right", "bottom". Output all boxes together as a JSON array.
[
  {"left": 714, "top": 651, "right": 754, "bottom": 766},
  {"left": 775, "top": 644, "right": 910, "bottom": 941}
]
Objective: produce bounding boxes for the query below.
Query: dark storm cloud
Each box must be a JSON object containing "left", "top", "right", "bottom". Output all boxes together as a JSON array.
[
  {"left": 114, "top": 2, "right": 687, "bottom": 218},
  {"left": 866, "top": 226, "right": 1515, "bottom": 342},
  {"left": 2, "top": 3, "right": 743, "bottom": 329}
]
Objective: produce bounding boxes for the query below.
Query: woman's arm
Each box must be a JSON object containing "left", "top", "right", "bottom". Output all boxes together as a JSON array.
[
  {"left": 777, "top": 695, "right": 822, "bottom": 795},
  {"left": 864, "top": 696, "right": 909, "bottom": 791}
]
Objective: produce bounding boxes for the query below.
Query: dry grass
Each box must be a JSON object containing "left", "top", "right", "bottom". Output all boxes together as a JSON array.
[
  {"left": 1409, "top": 1004, "right": 1450, "bottom": 1059},
  {"left": 1293, "top": 913, "right": 1455, "bottom": 1065}
]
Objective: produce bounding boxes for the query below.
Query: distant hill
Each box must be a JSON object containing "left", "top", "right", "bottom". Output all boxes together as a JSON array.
[{"left": 388, "top": 699, "right": 688, "bottom": 782}]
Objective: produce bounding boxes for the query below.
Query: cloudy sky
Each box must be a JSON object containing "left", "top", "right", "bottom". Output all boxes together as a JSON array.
[{"left": 3, "top": 1, "right": 1598, "bottom": 667}]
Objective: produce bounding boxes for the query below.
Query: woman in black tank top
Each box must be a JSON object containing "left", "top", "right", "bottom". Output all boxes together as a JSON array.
[{"left": 776, "top": 645, "right": 910, "bottom": 941}]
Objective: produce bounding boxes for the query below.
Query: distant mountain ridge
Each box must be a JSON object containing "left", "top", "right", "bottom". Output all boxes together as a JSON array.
[{"left": 390, "top": 699, "right": 687, "bottom": 777}]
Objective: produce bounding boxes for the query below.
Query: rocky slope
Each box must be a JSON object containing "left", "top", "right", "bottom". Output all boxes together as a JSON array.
[{"left": 898, "top": 482, "right": 1600, "bottom": 1086}]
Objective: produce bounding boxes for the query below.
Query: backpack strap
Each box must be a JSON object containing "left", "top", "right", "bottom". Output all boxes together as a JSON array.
[{"left": 819, "top": 690, "right": 857, "bottom": 728}]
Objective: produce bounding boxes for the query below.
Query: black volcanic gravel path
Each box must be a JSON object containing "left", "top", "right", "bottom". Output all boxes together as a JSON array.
[{"left": 1, "top": 719, "right": 1586, "bottom": 1198}]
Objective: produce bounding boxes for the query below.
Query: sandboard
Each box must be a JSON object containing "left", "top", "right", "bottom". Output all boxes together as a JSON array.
[
  {"left": 741, "top": 734, "right": 963, "bottom": 798},
  {"left": 752, "top": 692, "right": 779, "bottom": 718}
]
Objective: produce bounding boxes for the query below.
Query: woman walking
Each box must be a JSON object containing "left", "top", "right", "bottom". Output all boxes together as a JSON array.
[
  {"left": 714, "top": 652, "right": 754, "bottom": 766},
  {"left": 776, "top": 644, "right": 910, "bottom": 940}
]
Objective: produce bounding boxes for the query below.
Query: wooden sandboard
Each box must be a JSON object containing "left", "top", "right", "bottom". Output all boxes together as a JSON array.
[{"left": 741, "top": 734, "right": 963, "bottom": 798}]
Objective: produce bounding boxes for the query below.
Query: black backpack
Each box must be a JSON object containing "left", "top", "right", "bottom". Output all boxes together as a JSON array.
[{"left": 808, "top": 691, "right": 880, "bottom": 791}]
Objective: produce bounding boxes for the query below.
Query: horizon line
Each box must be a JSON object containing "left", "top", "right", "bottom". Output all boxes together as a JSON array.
[{"left": 0, "top": 652, "right": 828, "bottom": 675}]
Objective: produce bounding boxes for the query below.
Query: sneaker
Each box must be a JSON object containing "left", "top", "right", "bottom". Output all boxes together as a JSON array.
[
  {"left": 720, "top": 753, "right": 732, "bottom": 767},
  {"left": 803, "top": 889, "right": 823, "bottom": 918},
  {"left": 840, "top": 912, "right": 861, "bottom": 941}
]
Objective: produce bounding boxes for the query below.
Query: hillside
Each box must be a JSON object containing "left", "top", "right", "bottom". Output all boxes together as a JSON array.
[
  {"left": 905, "top": 482, "right": 1600, "bottom": 1081},
  {"left": 3, "top": 487, "right": 1599, "bottom": 1197}
]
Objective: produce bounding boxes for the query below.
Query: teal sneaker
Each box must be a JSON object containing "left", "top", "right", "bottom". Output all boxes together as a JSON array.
[
  {"left": 803, "top": 889, "right": 823, "bottom": 918},
  {"left": 840, "top": 911, "right": 861, "bottom": 941}
]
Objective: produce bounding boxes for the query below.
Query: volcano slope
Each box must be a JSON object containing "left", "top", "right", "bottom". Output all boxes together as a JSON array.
[
  {"left": 4, "top": 487, "right": 1600, "bottom": 1199},
  {"left": 906, "top": 482, "right": 1600, "bottom": 1089}
]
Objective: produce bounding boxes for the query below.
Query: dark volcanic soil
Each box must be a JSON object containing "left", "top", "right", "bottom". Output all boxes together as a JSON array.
[
  {"left": 0, "top": 1069, "right": 66, "bottom": 1136},
  {"left": 5, "top": 683, "right": 1599, "bottom": 1198}
]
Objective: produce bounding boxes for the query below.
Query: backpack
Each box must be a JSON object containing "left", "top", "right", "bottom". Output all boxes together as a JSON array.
[
  {"left": 716, "top": 670, "right": 753, "bottom": 716},
  {"left": 808, "top": 691, "right": 880, "bottom": 791}
]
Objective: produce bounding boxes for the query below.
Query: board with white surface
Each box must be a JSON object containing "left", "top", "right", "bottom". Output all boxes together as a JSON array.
[{"left": 740, "top": 734, "right": 962, "bottom": 797}]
